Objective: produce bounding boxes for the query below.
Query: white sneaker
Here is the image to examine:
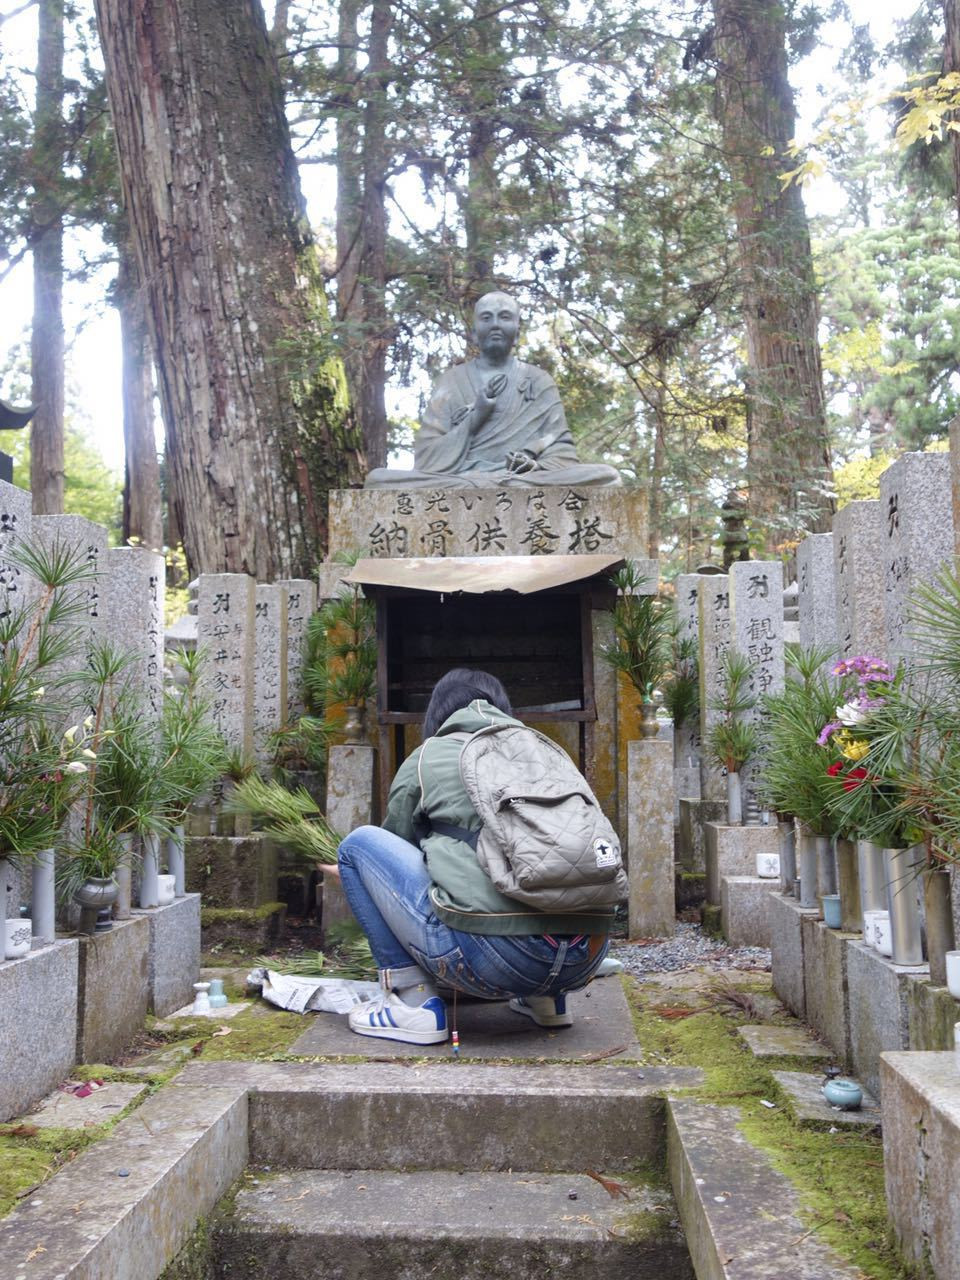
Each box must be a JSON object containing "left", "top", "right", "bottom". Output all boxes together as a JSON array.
[
  {"left": 348, "top": 991, "right": 449, "bottom": 1045},
  {"left": 508, "top": 994, "right": 573, "bottom": 1028}
]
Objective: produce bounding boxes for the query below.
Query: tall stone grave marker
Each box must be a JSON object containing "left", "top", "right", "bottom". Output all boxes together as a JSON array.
[
  {"left": 950, "top": 415, "right": 960, "bottom": 559},
  {"left": 729, "top": 561, "right": 784, "bottom": 816},
  {"left": 833, "top": 500, "right": 885, "bottom": 663},
  {"left": 253, "top": 584, "right": 288, "bottom": 767},
  {"left": 32, "top": 514, "right": 108, "bottom": 659},
  {"left": 673, "top": 573, "right": 703, "bottom": 802},
  {"left": 879, "top": 451, "right": 954, "bottom": 668},
  {"left": 277, "top": 578, "right": 317, "bottom": 723},
  {"left": 196, "top": 574, "right": 255, "bottom": 755},
  {"left": 0, "top": 480, "right": 32, "bottom": 616},
  {"left": 797, "top": 533, "right": 838, "bottom": 660},
  {"left": 103, "top": 547, "right": 165, "bottom": 721},
  {"left": 698, "top": 574, "right": 730, "bottom": 804}
]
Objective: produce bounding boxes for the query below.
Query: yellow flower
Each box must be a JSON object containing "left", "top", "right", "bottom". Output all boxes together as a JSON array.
[{"left": 840, "top": 737, "right": 869, "bottom": 762}]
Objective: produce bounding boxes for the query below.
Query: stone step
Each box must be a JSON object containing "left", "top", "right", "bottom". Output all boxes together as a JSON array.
[
  {"left": 216, "top": 1167, "right": 694, "bottom": 1280},
  {"left": 720, "top": 875, "right": 779, "bottom": 948},
  {"left": 667, "top": 1097, "right": 862, "bottom": 1278},
  {"left": 175, "top": 1059, "right": 702, "bottom": 1171}
]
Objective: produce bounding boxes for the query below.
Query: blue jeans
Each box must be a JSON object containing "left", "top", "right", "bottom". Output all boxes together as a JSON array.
[{"left": 337, "top": 825, "right": 608, "bottom": 999}]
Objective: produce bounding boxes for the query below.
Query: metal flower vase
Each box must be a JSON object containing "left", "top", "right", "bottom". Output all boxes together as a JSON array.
[
  {"left": 923, "top": 866, "right": 955, "bottom": 988},
  {"left": 796, "top": 823, "right": 819, "bottom": 909},
  {"left": 74, "top": 876, "right": 119, "bottom": 936},
  {"left": 639, "top": 701, "right": 659, "bottom": 739},
  {"left": 778, "top": 818, "right": 796, "bottom": 894},
  {"left": 883, "top": 845, "right": 925, "bottom": 966},
  {"left": 835, "top": 837, "right": 861, "bottom": 933},
  {"left": 857, "top": 839, "right": 886, "bottom": 933},
  {"left": 816, "top": 835, "right": 837, "bottom": 899},
  {"left": 725, "top": 771, "right": 742, "bottom": 826}
]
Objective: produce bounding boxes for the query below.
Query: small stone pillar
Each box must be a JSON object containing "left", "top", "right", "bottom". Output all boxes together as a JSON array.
[
  {"left": 627, "top": 738, "right": 675, "bottom": 938},
  {"left": 322, "top": 743, "right": 377, "bottom": 941}
]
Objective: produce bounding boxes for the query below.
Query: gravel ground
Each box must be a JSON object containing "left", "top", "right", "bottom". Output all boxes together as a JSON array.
[{"left": 611, "top": 922, "right": 771, "bottom": 976}]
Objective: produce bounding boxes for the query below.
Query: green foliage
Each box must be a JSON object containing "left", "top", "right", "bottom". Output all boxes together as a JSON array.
[
  {"left": 833, "top": 452, "right": 896, "bottom": 506},
  {"left": 156, "top": 650, "right": 228, "bottom": 823},
  {"left": 603, "top": 562, "right": 673, "bottom": 700},
  {"left": 227, "top": 775, "right": 341, "bottom": 865},
  {"left": 303, "top": 567, "right": 376, "bottom": 717},
  {"left": 706, "top": 652, "right": 758, "bottom": 774},
  {"left": 0, "top": 424, "right": 122, "bottom": 539},
  {"left": 659, "top": 626, "right": 699, "bottom": 731}
]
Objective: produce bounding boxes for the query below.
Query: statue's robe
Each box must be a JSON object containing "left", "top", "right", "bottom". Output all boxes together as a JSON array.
[{"left": 364, "top": 357, "right": 621, "bottom": 488}]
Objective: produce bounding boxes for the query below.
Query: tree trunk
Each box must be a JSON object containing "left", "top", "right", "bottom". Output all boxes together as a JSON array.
[
  {"left": 945, "top": 0, "right": 960, "bottom": 235},
  {"left": 117, "top": 233, "right": 163, "bottom": 552},
  {"left": 712, "top": 0, "right": 834, "bottom": 548},
  {"left": 30, "top": 0, "right": 65, "bottom": 515},
  {"left": 463, "top": 7, "right": 501, "bottom": 302},
  {"left": 93, "top": 0, "right": 364, "bottom": 579},
  {"left": 358, "top": 0, "right": 391, "bottom": 468}
]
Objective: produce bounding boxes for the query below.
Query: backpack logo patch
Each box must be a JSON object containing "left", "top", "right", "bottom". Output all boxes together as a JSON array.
[{"left": 594, "top": 838, "right": 617, "bottom": 869}]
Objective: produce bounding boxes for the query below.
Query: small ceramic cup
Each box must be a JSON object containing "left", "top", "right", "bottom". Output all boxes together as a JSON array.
[
  {"left": 862, "top": 910, "right": 880, "bottom": 949},
  {"left": 157, "top": 874, "right": 176, "bottom": 907},
  {"left": 945, "top": 951, "right": 960, "bottom": 1001},
  {"left": 872, "top": 911, "right": 893, "bottom": 958},
  {"left": 756, "top": 852, "right": 780, "bottom": 879},
  {"left": 4, "top": 917, "right": 32, "bottom": 960},
  {"left": 821, "top": 894, "right": 842, "bottom": 929}
]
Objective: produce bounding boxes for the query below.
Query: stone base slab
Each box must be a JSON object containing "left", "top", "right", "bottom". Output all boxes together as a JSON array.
[
  {"left": 802, "top": 917, "right": 855, "bottom": 1068},
  {"left": 881, "top": 1051, "right": 960, "bottom": 1280},
  {"left": 906, "top": 977, "right": 959, "bottom": 1053},
  {"left": 627, "top": 738, "right": 675, "bottom": 938},
  {"left": 0, "top": 939, "right": 79, "bottom": 1122},
  {"left": 30, "top": 1081, "right": 147, "bottom": 1129},
  {"left": 769, "top": 893, "right": 818, "bottom": 1020},
  {"left": 719, "top": 875, "right": 777, "bottom": 947},
  {"left": 737, "top": 1024, "right": 832, "bottom": 1060},
  {"left": 677, "top": 798, "right": 724, "bottom": 871},
  {"left": 134, "top": 894, "right": 202, "bottom": 1017},
  {"left": 77, "top": 915, "right": 150, "bottom": 1064},
  {"left": 705, "top": 822, "right": 780, "bottom": 905},
  {"left": 772, "top": 1070, "right": 880, "bottom": 1128},
  {"left": 0, "top": 1082, "right": 248, "bottom": 1279},
  {"left": 185, "top": 834, "right": 278, "bottom": 909},
  {"left": 846, "top": 939, "right": 928, "bottom": 1100}
]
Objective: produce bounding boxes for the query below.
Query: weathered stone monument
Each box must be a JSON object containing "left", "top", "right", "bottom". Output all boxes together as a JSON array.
[
  {"left": 697, "top": 574, "right": 730, "bottom": 805},
  {"left": 103, "top": 546, "right": 165, "bottom": 720},
  {"left": 276, "top": 578, "right": 317, "bottom": 724},
  {"left": 253, "top": 584, "right": 288, "bottom": 768},
  {"left": 797, "top": 532, "right": 838, "bottom": 659},
  {"left": 196, "top": 573, "right": 256, "bottom": 755},
  {"left": 832, "top": 500, "right": 886, "bottom": 662},
  {"left": 729, "top": 559, "right": 784, "bottom": 815}
]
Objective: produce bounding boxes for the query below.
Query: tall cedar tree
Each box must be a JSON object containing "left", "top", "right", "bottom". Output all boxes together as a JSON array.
[
  {"left": 93, "top": 0, "right": 363, "bottom": 579},
  {"left": 31, "top": 0, "right": 66, "bottom": 513},
  {"left": 711, "top": 0, "right": 834, "bottom": 547}
]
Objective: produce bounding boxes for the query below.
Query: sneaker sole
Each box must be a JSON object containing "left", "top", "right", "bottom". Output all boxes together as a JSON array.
[
  {"left": 508, "top": 999, "right": 573, "bottom": 1029},
  {"left": 349, "top": 1021, "right": 449, "bottom": 1046}
]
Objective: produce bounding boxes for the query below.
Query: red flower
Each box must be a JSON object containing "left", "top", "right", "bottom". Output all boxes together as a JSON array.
[
  {"left": 842, "top": 767, "right": 869, "bottom": 792},
  {"left": 826, "top": 761, "right": 845, "bottom": 777}
]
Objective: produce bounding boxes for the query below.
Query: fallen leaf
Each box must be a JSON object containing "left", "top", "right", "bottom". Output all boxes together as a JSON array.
[
  {"left": 26, "top": 1245, "right": 47, "bottom": 1261},
  {"left": 211, "top": 1026, "right": 232, "bottom": 1038},
  {"left": 190, "top": 1041, "right": 206, "bottom": 1056},
  {"left": 579, "top": 1044, "right": 629, "bottom": 1063},
  {"left": 651, "top": 1005, "right": 698, "bottom": 1020},
  {"left": 585, "top": 1169, "right": 632, "bottom": 1200},
  {"left": 0, "top": 1124, "right": 40, "bottom": 1138}
]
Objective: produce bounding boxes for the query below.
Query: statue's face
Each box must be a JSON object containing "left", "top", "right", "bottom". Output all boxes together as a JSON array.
[{"left": 473, "top": 293, "right": 519, "bottom": 359}]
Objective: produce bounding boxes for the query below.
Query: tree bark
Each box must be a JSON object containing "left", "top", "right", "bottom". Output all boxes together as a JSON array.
[
  {"left": 463, "top": 6, "right": 501, "bottom": 303},
  {"left": 712, "top": 0, "right": 834, "bottom": 546},
  {"left": 117, "top": 232, "right": 163, "bottom": 552},
  {"left": 93, "top": 0, "right": 364, "bottom": 579},
  {"left": 945, "top": 0, "right": 960, "bottom": 235},
  {"left": 30, "top": 0, "right": 65, "bottom": 514}
]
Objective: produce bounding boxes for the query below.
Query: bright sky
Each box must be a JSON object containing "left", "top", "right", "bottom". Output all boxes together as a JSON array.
[{"left": 0, "top": 0, "right": 910, "bottom": 474}]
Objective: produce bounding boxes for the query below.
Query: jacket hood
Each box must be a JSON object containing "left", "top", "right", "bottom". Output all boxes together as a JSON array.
[{"left": 434, "top": 698, "right": 522, "bottom": 736}]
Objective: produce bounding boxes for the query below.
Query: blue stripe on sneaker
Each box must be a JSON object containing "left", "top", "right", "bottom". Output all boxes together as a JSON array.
[{"left": 385, "top": 1008, "right": 397, "bottom": 1028}]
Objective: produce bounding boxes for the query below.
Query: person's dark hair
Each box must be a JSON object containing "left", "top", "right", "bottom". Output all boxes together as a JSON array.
[{"left": 422, "top": 668, "right": 512, "bottom": 739}]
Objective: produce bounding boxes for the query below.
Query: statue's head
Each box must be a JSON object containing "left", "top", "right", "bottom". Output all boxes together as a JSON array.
[{"left": 472, "top": 291, "right": 520, "bottom": 360}]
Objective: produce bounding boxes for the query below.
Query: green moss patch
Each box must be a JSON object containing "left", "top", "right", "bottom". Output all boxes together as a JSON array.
[
  {"left": 0, "top": 1124, "right": 107, "bottom": 1219},
  {"left": 194, "top": 1006, "right": 307, "bottom": 1061},
  {"left": 623, "top": 972, "right": 912, "bottom": 1278}
]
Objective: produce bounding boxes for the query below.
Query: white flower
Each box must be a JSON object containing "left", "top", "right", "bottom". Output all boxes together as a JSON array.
[
  {"left": 32, "top": 686, "right": 45, "bottom": 698},
  {"left": 81, "top": 748, "right": 97, "bottom": 759},
  {"left": 65, "top": 761, "right": 87, "bottom": 774},
  {"left": 62, "top": 725, "right": 79, "bottom": 745},
  {"left": 836, "top": 701, "right": 867, "bottom": 727},
  {"left": 83, "top": 714, "right": 95, "bottom": 730}
]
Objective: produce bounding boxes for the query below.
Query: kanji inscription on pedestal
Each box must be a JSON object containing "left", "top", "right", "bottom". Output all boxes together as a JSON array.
[{"left": 197, "top": 574, "right": 255, "bottom": 754}]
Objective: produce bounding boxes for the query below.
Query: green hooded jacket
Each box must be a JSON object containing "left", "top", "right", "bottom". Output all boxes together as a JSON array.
[{"left": 382, "top": 699, "right": 617, "bottom": 936}]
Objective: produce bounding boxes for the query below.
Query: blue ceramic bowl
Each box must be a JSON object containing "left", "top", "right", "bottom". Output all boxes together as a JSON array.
[{"left": 822, "top": 1078, "right": 863, "bottom": 1109}]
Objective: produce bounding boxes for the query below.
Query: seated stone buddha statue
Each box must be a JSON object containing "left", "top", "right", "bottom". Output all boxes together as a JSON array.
[{"left": 364, "top": 291, "right": 622, "bottom": 489}]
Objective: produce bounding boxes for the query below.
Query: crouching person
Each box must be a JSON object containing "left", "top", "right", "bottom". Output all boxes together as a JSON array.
[{"left": 336, "top": 667, "right": 623, "bottom": 1045}]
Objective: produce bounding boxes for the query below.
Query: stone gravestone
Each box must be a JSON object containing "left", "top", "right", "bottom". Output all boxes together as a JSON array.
[
  {"left": 797, "top": 533, "right": 838, "bottom": 662},
  {"left": 276, "top": 578, "right": 317, "bottom": 724},
  {"left": 950, "top": 415, "right": 960, "bottom": 559},
  {"left": 672, "top": 573, "right": 703, "bottom": 805},
  {"left": 697, "top": 574, "right": 730, "bottom": 804},
  {"left": 32, "top": 514, "right": 109, "bottom": 663},
  {"left": 879, "top": 452, "right": 954, "bottom": 669},
  {"left": 253, "top": 584, "right": 288, "bottom": 769},
  {"left": 729, "top": 561, "right": 784, "bottom": 818},
  {"left": 103, "top": 547, "right": 165, "bottom": 722},
  {"left": 0, "top": 479, "right": 33, "bottom": 617},
  {"left": 832, "top": 500, "right": 885, "bottom": 663},
  {"left": 196, "top": 574, "right": 256, "bottom": 756}
]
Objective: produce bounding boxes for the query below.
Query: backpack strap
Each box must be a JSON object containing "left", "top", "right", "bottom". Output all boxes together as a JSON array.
[{"left": 415, "top": 730, "right": 480, "bottom": 849}]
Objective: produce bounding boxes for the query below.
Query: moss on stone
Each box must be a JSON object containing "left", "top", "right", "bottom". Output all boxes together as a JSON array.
[
  {"left": 201, "top": 902, "right": 285, "bottom": 925},
  {"left": 0, "top": 1124, "right": 106, "bottom": 1219},
  {"left": 194, "top": 1005, "right": 307, "bottom": 1061},
  {"left": 701, "top": 903, "right": 723, "bottom": 937}
]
